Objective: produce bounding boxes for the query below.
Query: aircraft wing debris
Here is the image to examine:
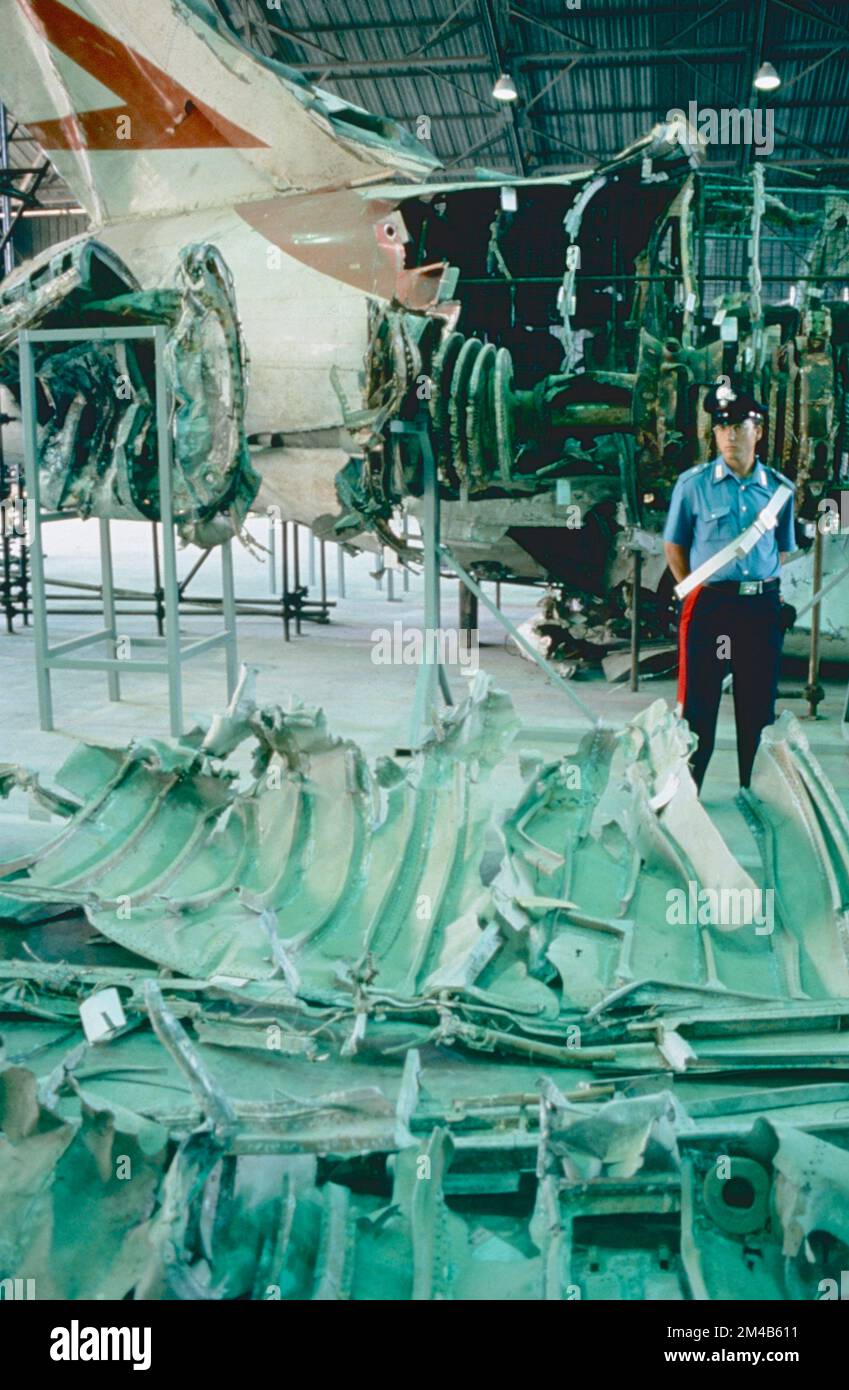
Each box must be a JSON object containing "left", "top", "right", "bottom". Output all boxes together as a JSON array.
[{"left": 2, "top": 676, "right": 849, "bottom": 1299}]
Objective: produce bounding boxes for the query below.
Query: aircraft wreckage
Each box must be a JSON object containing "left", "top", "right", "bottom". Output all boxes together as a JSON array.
[
  {"left": 0, "top": 238, "right": 259, "bottom": 545},
  {"left": 2, "top": 0, "right": 849, "bottom": 669},
  {"left": 6, "top": 140, "right": 849, "bottom": 669},
  {"left": 2, "top": 671, "right": 849, "bottom": 1300}
]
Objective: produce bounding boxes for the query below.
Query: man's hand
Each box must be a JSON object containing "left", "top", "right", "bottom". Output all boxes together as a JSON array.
[{"left": 664, "top": 541, "right": 690, "bottom": 586}]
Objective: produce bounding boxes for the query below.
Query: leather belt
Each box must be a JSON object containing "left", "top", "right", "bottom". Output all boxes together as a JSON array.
[{"left": 706, "top": 578, "right": 780, "bottom": 595}]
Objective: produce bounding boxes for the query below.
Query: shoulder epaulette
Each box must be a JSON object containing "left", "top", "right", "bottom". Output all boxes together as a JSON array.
[
  {"left": 765, "top": 464, "right": 796, "bottom": 490},
  {"left": 676, "top": 461, "right": 711, "bottom": 487}
]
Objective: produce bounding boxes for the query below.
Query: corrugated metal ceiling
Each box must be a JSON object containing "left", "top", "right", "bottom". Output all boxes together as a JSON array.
[
  {"left": 6, "top": 0, "right": 849, "bottom": 221},
  {"left": 230, "top": 0, "right": 849, "bottom": 178}
]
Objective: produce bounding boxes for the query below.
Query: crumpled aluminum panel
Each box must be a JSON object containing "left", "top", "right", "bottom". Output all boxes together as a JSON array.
[
  {"left": 483, "top": 702, "right": 849, "bottom": 1023},
  {"left": 2, "top": 681, "right": 849, "bottom": 1046},
  {"left": 0, "top": 672, "right": 519, "bottom": 1004},
  {"left": 3, "top": 679, "right": 849, "bottom": 1299}
]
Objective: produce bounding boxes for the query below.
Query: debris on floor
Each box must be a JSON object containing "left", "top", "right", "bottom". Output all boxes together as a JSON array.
[{"left": 2, "top": 672, "right": 849, "bottom": 1299}]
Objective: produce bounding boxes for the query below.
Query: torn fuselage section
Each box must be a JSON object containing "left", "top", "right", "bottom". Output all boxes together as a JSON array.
[
  {"left": 0, "top": 238, "right": 259, "bottom": 543},
  {"left": 325, "top": 126, "right": 703, "bottom": 660},
  {"left": 335, "top": 128, "right": 849, "bottom": 670}
]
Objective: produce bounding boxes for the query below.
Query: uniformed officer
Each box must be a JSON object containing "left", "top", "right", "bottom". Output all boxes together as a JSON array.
[{"left": 663, "top": 381, "right": 797, "bottom": 791}]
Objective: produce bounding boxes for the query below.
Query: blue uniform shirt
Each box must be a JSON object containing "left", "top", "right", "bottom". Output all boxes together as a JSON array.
[{"left": 663, "top": 456, "right": 797, "bottom": 583}]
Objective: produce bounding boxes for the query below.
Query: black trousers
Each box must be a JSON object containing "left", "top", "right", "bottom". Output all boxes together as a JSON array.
[{"left": 678, "top": 586, "right": 783, "bottom": 790}]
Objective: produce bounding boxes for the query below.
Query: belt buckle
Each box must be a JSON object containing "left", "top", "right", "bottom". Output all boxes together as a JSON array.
[{"left": 739, "top": 580, "right": 761, "bottom": 596}]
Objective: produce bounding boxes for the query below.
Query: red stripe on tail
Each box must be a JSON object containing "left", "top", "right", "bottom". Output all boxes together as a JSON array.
[{"left": 16, "top": 0, "right": 267, "bottom": 150}]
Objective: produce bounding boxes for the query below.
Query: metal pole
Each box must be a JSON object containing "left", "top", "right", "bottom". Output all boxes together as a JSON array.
[
  {"left": 0, "top": 428, "right": 13, "bottom": 634},
  {"left": 336, "top": 542, "right": 346, "bottom": 599},
  {"left": 459, "top": 580, "right": 478, "bottom": 665},
  {"left": 268, "top": 514, "right": 277, "bottom": 594},
  {"left": 395, "top": 418, "right": 453, "bottom": 747},
  {"left": 19, "top": 497, "right": 29, "bottom": 626},
  {"left": 99, "top": 517, "right": 120, "bottom": 701},
  {"left": 19, "top": 333, "right": 53, "bottom": 729},
  {"left": 442, "top": 544, "right": 599, "bottom": 726},
  {"left": 154, "top": 325, "right": 183, "bottom": 738},
  {"left": 281, "top": 522, "right": 290, "bottom": 641},
  {"left": 319, "top": 538, "right": 327, "bottom": 615},
  {"left": 221, "top": 537, "right": 238, "bottom": 699},
  {"left": 151, "top": 523, "right": 164, "bottom": 637},
  {"left": 308, "top": 529, "right": 316, "bottom": 586},
  {"left": 794, "top": 553, "right": 849, "bottom": 622},
  {"left": 425, "top": 438, "right": 453, "bottom": 712},
  {"left": 806, "top": 525, "right": 824, "bottom": 717},
  {"left": 19, "top": 480, "right": 29, "bottom": 628},
  {"left": 630, "top": 551, "right": 642, "bottom": 693},
  {"left": 402, "top": 512, "right": 410, "bottom": 592},
  {"left": 697, "top": 175, "right": 707, "bottom": 346},
  {"left": 0, "top": 104, "right": 14, "bottom": 278},
  {"left": 293, "top": 522, "right": 302, "bottom": 634},
  {"left": 176, "top": 546, "right": 209, "bottom": 599}
]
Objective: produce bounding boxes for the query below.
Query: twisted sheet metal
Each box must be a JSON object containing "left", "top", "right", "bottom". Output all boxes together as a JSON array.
[{"left": 2, "top": 677, "right": 849, "bottom": 1057}]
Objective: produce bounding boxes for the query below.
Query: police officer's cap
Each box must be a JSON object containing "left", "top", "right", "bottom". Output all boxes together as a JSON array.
[{"left": 704, "top": 380, "right": 768, "bottom": 426}]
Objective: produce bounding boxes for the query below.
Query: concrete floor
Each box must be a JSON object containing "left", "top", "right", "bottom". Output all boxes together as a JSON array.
[{"left": 1, "top": 516, "right": 847, "bottom": 862}]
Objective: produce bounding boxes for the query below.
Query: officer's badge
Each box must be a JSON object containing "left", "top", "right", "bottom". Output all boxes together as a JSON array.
[{"left": 715, "top": 380, "right": 737, "bottom": 405}]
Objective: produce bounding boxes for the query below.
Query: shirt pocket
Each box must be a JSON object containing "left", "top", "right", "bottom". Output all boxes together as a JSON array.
[{"left": 701, "top": 504, "right": 737, "bottom": 540}]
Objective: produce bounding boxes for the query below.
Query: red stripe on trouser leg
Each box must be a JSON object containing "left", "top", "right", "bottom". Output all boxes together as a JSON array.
[{"left": 677, "top": 584, "right": 704, "bottom": 710}]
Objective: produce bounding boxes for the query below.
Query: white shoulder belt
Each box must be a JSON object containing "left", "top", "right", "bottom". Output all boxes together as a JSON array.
[{"left": 674, "top": 484, "right": 794, "bottom": 600}]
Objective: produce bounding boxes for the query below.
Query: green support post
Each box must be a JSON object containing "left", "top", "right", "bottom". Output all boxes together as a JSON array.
[{"left": 390, "top": 415, "right": 453, "bottom": 749}]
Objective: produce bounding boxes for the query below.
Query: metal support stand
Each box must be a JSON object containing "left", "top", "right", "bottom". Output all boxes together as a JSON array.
[
  {"left": 390, "top": 416, "right": 454, "bottom": 749},
  {"left": 267, "top": 514, "right": 278, "bottom": 595},
  {"left": 459, "top": 581, "right": 478, "bottom": 665},
  {"left": 293, "top": 524, "right": 302, "bottom": 635},
  {"left": 20, "top": 325, "right": 238, "bottom": 738},
  {"left": 271, "top": 518, "right": 330, "bottom": 638},
  {"left": 150, "top": 522, "right": 164, "bottom": 637},
  {"left": 630, "top": 550, "right": 642, "bottom": 693},
  {"left": 281, "top": 522, "right": 290, "bottom": 640},
  {"left": 805, "top": 525, "right": 825, "bottom": 717},
  {"left": 0, "top": 434, "right": 28, "bottom": 633},
  {"left": 0, "top": 102, "right": 16, "bottom": 279},
  {"left": 402, "top": 513, "right": 411, "bottom": 593}
]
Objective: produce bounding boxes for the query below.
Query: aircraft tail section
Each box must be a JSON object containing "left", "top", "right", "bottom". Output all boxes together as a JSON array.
[{"left": 1, "top": 0, "right": 440, "bottom": 225}]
